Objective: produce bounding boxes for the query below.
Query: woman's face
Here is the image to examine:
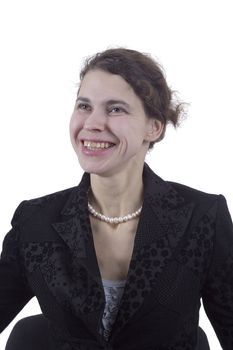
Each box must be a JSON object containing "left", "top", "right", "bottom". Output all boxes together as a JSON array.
[{"left": 70, "top": 69, "right": 162, "bottom": 177}]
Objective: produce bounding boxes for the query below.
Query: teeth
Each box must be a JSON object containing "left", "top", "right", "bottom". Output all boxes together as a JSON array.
[{"left": 83, "top": 141, "right": 113, "bottom": 150}]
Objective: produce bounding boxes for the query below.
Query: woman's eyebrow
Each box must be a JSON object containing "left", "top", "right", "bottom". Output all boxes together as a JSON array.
[
  {"left": 105, "top": 99, "right": 130, "bottom": 109},
  {"left": 76, "top": 97, "right": 131, "bottom": 109},
  {"left": 76, "top": 96, "right": 90, "bottom": 103}
]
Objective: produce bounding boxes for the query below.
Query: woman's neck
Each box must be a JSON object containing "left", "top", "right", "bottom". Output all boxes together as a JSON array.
[{"left": 89, "top": 166, "right": 144, "bottom": 218}]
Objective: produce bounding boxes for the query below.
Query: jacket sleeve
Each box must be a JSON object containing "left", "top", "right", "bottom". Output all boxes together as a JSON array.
[
  {"left": 202, "top": 195, "right": 233, "bottom": 350},
  {"left": 0, "top": 201, "right": 34, "bottom": 333}
]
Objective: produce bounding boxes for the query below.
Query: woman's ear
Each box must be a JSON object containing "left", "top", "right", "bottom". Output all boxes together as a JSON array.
[{"left": 145, "top": 118, "right": 164, "bottom": 143}]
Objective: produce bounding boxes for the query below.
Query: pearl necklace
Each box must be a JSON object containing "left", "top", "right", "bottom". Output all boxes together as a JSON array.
[{"left": 88, "top": 202, "right": 142, "bottom": 224}]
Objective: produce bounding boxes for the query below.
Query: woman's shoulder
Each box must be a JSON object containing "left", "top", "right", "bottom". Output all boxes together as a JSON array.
[
  {"left": 166, "top": 180, "right": 224, "bottom": 212},
  {"left": 11, "top": 185, "right": 78, "bottom": 227},
  {"left": 26, "top": 185, "right": 77, "bottom": 206},
  {"left": 167, "top": 180, "right": 219, "bottom": 201},
  {"left": 145, "top": 164, "right": 226, "bottom": 215},
  {"left": 145, "top": 163, "right": 221, "bottom": 206}
]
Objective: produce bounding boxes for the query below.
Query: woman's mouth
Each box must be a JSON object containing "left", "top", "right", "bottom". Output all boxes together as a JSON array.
[{"left": 83, "top": 140, "right": 115, "bottom": 151}]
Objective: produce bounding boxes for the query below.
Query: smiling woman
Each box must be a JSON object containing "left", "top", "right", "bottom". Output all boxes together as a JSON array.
[
  {"left": 78, "top": 48, "right": 184, "bottom": 145},
  {"left": 70, "top": 69, "right": 164, "bottom": 177},
  {"left": 1, "top": 48, "right": 233, "bottom": 350}
]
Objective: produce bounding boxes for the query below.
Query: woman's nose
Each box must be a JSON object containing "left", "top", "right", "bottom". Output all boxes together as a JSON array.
[{"left": 83, "top": 110, "right": 106, "bottom": 131}]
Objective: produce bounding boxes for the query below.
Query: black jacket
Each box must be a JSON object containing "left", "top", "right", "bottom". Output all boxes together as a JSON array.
[{"left": 1, "top": 163, "right": 233, "bottom": 349}]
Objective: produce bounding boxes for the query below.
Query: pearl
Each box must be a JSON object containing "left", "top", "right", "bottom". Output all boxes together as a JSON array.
[{"left": 87, "top": 202, "right": 142, "bottom": 224}]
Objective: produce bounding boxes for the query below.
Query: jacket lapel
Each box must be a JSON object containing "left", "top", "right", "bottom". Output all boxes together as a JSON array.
[
  {"left": 51, "top": 173, "right": 105, "bottom": 339},
  {"left": 110, "top": 164, "right": 194, "bottom": 339}
]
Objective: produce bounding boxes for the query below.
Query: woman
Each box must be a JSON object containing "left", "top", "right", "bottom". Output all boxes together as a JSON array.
[{"left": 1, "top": 48, "right": 232, "bottom": 349}]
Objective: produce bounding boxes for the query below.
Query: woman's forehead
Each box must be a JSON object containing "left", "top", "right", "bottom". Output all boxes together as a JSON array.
[
  {"left": 78, "top": 69, "right": 138, "bottom": 104},
  {"left": 80, "top": 70, "right": 132, "bottom": 93}
]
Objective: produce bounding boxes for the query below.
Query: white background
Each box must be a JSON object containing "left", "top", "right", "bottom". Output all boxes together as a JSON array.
[{"left": 0, "top": 1, "right": 232, "bottom": 349}]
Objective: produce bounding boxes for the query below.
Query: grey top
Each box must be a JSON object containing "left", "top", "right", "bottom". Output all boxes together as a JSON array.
[{"left": 100, "top": 278, "right": 126, "bottom": 341}]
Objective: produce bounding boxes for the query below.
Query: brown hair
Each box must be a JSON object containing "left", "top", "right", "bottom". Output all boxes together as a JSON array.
[{"left": 79, "top": 48, "right": 186, "bottom": 148}]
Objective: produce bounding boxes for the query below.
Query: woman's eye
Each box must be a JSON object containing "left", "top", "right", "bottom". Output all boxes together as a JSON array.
[
  {"left": 76, "top": 103, "right": 91, "bottom": 111},
  {"left": 109, "top": 106, "right": 125, "bottom": 114}
]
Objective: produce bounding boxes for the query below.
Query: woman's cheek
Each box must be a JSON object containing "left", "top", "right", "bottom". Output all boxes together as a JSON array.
[{"left": 70, "top": 114, "right": 80, "bottom": 136}]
